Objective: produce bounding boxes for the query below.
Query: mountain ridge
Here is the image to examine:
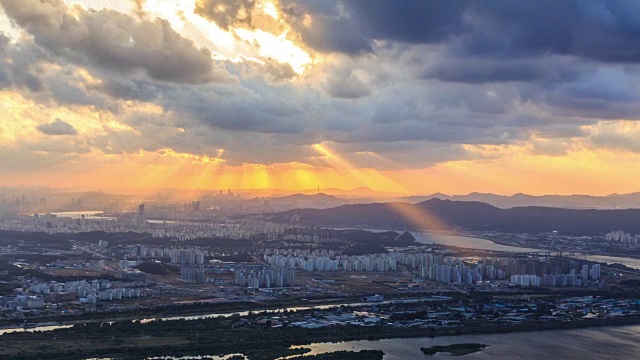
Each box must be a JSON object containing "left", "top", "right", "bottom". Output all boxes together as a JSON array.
[
  {"left": 266, "top": 198, "right": 640, "bottom": 235},
  {"left": 402, "top": 192, "right": 640, "bottom": 209}
]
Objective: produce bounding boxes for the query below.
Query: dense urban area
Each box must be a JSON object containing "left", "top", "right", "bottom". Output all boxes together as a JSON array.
[{"left": 1, "top": 189, "right": 640, "bottom": 359}]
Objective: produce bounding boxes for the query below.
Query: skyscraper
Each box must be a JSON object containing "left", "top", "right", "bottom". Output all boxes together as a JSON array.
[{"left": 138, "top": 204, "right": 145, "bottom": 223}]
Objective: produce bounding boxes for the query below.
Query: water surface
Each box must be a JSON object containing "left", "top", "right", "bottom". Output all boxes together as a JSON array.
[{"left": 293, "top": 324, "right": 640, "bottom": 359}]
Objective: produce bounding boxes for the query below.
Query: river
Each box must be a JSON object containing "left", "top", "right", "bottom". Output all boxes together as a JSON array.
[
  {"left": 289, "top": 324, "right": 640, "bottom": 359},
  {"left": 91, "top": 325, "right": 640, "bottom": 359},
  {"left": 414, "top": 231, "right": 640, "bottom": 269},
  {"left": 354, "top": 229, "right": 640, "bottom": 270},
  {"left": 414, "top": 232, "right": 540, "bottom": 252}
]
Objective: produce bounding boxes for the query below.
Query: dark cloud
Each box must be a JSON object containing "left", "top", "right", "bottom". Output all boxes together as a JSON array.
[
  {"left": 280, "top": 0, "right": 373, "bottom": 55},
  {"left": 509, "top": 65, "right": 640, "bottom": 120},
  {"left": 457, "top": 0, "right": 640, "bottom": 63},
  {"left": 286, "top": 0, "right": 640, "bottom": 66},
  {"left": 155, "top": 81, "right": 313, "bottom": 135},
  {"left": 281, "top": 0, "right": 467, "bottom": 55},
  {"left": 98, "top": 77, "right": 162, "bottom": 102},
  {"left": 0, "top": 33, "right": 46, "bottom": 93},
  {"left": 36, "top": 119, "right": 77, "bottom": 136},
  {"left": 0, "top": 32, "right": 124, "bottom": 111},
  {"left": 335, "top": 120, "right": 529, "bottom": 145},
  {"left": 424, "top": 59, "right": 549, "bottom": 84},
  {"left": 1, "top": 0, "right": 232, "bottom": 84},
  {"left": 344, "top": 0, "right": 467, "bottom": 44}
]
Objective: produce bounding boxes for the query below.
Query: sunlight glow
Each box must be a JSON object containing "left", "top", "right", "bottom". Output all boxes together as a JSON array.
[
  {"left": 234, "top": 28, "right": 312, "bottom": 74},
  {"left": 355, "top": 151, "right": 400, "bottom": 169},
  {"left": 386, "top": 202, "right": 449, "bottom": 232},
  {"left": 259, "top": 1, "right": 279, "bottom": 19},
  {"left": 312, "top": 143, "right": 406, "bottom": 193}
]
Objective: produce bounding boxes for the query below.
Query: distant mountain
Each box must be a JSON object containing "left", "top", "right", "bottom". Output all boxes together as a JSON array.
[
  {"left": 301, "top": 186, "right": 406, "bottom": 198},
  {"left": 271, "top": 193, "right": 340, "bottom": 202},
  {"left": 266, "top": 198, "right": 640, "bottom": 235},
  {"left": 265, "top": 193, "right": 345, "bottom": 209},
  {"left": 402, "top": 192, "right": 640, "bottom": 209}
]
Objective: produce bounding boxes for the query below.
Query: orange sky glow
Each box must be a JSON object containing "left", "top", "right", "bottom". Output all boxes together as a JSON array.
[{"left": 1, "top": 0, "right": 640, "bottom": 196}]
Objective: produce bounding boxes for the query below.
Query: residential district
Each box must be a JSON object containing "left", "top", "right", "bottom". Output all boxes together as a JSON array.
[{"left": 1, "top": 193, "right": 640, "bottom": 360}]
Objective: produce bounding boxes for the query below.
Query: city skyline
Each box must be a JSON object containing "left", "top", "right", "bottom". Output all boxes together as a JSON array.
[{"left": 3, "top": 1, "right": 640, "bottom": 195}]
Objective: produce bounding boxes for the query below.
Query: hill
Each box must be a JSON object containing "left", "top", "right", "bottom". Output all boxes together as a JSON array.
[
  {"left": 134, "top": 262, "right": 180, "bottom": 275},
  {"left": 402, "top": 192, "right": 640, "bottom": 209},
  {"left": 266, "top": 199, "right": 640, "bottom": 235}
]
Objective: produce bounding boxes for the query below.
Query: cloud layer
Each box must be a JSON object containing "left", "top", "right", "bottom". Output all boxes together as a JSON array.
[{"left": 0, "top": 0, "right": 640, "bottom": 192}]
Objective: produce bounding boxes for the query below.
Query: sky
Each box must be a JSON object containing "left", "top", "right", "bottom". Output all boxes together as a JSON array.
[{"left": 1, "top": 0, "right": 640, "bottom": 195}]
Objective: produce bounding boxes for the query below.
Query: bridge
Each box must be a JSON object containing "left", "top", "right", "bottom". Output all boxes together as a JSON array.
[{"left": 514, "top": 250, "right": 594, "bottom": 258}]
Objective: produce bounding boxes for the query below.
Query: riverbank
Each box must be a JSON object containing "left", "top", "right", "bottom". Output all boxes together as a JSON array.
[
  {"left": 3, "top": 295, "right": 640, "bottom": 360},
  {"left": 421, "top": 230, "right": 640, "bottom": 270},
  {"left": 295, "top": 322, "right": 640, "bottom": 360},
  {"left": 0, "top": 291, "right": 462, "bottom": 332},
  {"left": 2, "top": 314, "right": 640, "bottom": 359}
]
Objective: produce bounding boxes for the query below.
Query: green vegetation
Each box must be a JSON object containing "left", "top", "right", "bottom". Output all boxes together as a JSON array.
[
  {"left": 0, "top": 312, "right": 640, "bottom": 360},
  {"left": 620, "top": 279, "right": 640, "bottom": 288},
  {"left": 134, "top": 262, "right": 180, "bottom": 275},
  {"left": 1, "top": 304, "right": 640, "bottom": 359},
  {"left": 420, "top": 343, "right": 488, "bottom": 356},
  {"left": 0, "top": 230, "right": 73, "bottom": 250},
  {"left": 288, "top": 350, "right": 384, "bottom": 359},
  {"left": 0, "top": 259, "right": 128, "bottom": 285}
]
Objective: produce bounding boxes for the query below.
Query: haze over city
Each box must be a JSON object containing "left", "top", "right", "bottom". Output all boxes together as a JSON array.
[{"left": 1, "top": 0, "right": 640, "bottom": 195}]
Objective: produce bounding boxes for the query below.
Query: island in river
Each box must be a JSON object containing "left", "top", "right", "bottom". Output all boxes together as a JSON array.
[{"left": 420, "top": 343, "right": 489, "bottom": 356}]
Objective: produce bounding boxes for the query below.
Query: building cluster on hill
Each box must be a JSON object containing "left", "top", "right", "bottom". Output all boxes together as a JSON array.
[{"left": 605, "top": 230, "right": 640, "bottom": 245}]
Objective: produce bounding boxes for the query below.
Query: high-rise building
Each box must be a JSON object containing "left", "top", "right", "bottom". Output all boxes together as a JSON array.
[
  {"left": 181, "top": 267, "right": 205, "bottom": 283},
  {"left": 590, "top": 264, "right": 601, "bottom": 280},
  {"left": 580, "top": 264, "right": 589, "bottom": 280}
]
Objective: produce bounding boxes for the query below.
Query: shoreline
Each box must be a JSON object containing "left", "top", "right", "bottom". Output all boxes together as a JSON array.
[
  {"left": 4, "top": 313, "right": 640, "bottom": 359},
  {"left": 413, "top": 228, "right": 640, "bottom": 264},
  {"left": 330, "top": 226, "right": 640, "bottom": 262},
  {"left": 289, "top": 318, "right": 640, "bottom": 357},
  {"left": 3, "top": 289, "right": 640, "bottom": 359}
]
